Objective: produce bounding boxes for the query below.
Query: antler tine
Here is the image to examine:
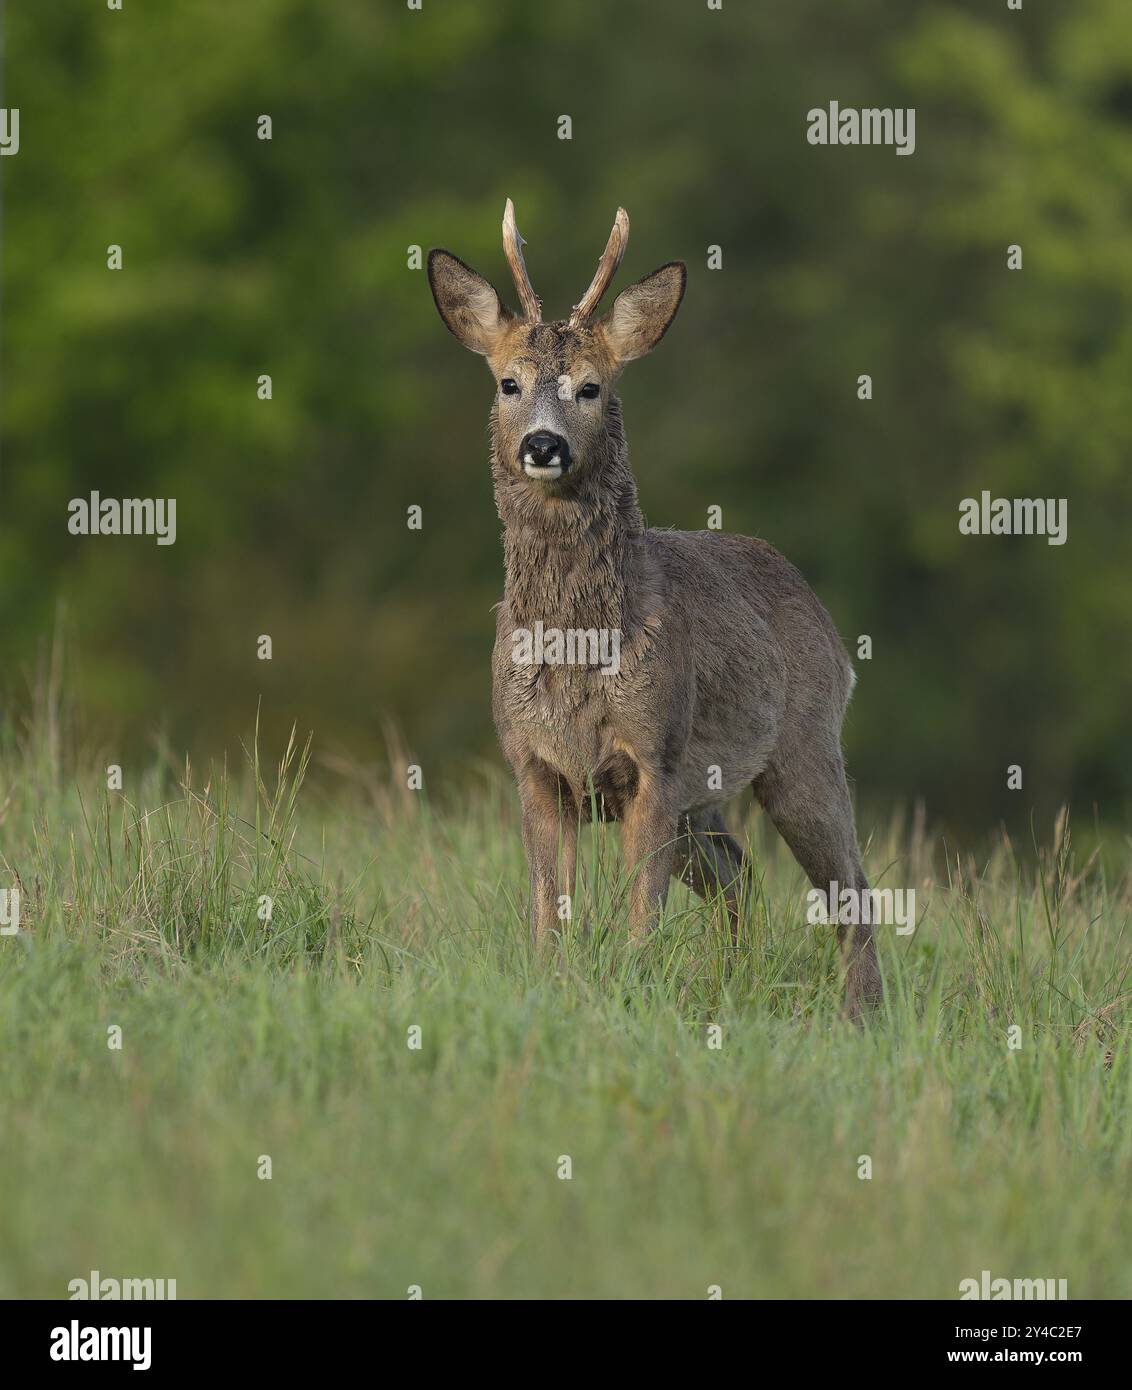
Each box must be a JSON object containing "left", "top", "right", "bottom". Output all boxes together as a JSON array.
[
  {"left": 502, "top": 198, "right": 542, "bottom": 323},
  {"left": 568, "top": 207, "right": 630, "bottom": 327}
]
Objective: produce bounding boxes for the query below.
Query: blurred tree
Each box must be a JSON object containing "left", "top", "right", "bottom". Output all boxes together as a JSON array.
[{"left": 2, "top": 0, "right": 1130, "bottom": 837}]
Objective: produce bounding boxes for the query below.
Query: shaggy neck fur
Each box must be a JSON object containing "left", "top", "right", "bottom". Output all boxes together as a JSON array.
[{"left": 493, "top": 399, "right": 644, "bottom": 632}]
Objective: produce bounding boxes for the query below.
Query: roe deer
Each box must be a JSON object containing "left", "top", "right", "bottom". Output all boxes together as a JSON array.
[{"left": 428, "top": 201, "right": 882, "bottom": 1017}]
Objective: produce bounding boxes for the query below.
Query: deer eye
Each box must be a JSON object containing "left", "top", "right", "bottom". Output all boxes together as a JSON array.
[
  {"left": 578, "top": 383, "right": 600, "bottom": 400},
  {"left": 500, "top": 378, "right": 520, "bottom": 396}
]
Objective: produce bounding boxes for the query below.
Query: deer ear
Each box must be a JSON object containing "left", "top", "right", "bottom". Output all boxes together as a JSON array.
[
  {"left": 428, "top": 250, "right": 513, "bottom": 356},
  {"left": 597, "top": 262, "right": 686, "bottom": 363}
]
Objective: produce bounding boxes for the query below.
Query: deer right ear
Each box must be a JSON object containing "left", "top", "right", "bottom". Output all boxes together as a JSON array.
[
  {"left": 597, "top": 262, "right": 686, "bottom": 363},
  {"left": 428, "top": 250, "right": 513, "bottom": 356}
]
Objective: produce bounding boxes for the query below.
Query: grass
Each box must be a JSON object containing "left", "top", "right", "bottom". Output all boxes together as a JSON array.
[{"left": 2, "top": 690, "right": 1131, "bottom": 1299}]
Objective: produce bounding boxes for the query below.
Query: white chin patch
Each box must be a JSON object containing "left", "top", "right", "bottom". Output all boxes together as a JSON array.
[{"left": 523, "top": 458, "right": 564, "bottom": 480}]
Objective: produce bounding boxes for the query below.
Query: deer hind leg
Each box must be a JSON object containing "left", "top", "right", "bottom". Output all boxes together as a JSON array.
[
  {"left": 672, "top": 809, "right": 749, "bottom": 945},
  {"left": 753, "top": 752, "right": 882, "bottom": 1020}
]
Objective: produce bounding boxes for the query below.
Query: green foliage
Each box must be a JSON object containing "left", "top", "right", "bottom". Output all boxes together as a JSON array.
[{"left": 3, "top": 1, "right": 1132, "bottom": 834}]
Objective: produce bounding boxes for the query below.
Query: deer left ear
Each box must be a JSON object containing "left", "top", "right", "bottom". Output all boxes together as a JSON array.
[
  {"left": 597, "top": 262, "right": 686, "bottom": 363},
  {"left": 428, "top": 249, "right": 514, "bottom": 356}
]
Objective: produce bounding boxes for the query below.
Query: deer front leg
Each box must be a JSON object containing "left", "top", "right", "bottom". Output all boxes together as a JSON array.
[
  {"left": 517, "top": 765, "right": 578, "bottom": 951},
  {"left": 621, "top": 788, "right": 677, "bottom": 941}
]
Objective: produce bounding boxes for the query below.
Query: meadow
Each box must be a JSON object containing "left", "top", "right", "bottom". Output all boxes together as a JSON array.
[{"left": 1, "top": 692, "right": 1130, "bottom": 1300}]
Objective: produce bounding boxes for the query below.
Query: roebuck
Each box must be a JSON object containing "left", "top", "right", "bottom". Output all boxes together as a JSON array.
[{"left": 428, "top": 201, "right": 881, "bottom": 1017}]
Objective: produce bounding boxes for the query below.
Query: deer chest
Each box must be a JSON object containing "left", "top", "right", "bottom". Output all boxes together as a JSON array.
[{"left": 494, "top": 653, "right": 647, "bottom": 816}]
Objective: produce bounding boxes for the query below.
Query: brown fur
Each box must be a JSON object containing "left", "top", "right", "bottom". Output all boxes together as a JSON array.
[{"left": 428, "top": 212, "right": 882, "bottom": 1018}]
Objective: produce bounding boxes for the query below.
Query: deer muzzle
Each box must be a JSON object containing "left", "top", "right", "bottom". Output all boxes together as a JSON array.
[{"left": 520, "top": 431, "right": 571, "bottom": 480}]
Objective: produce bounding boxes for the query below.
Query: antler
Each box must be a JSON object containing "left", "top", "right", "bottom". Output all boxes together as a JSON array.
[
  {"left": 568, "top": 207, "right": 630, "bottom": 327},
  {"left": 502, "top": 198, "right": 542, "bottom": 323}
]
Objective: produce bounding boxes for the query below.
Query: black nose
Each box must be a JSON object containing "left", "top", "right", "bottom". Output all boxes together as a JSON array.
[{"left": 521, "top": 431, "right": 569, "bottom": 466}]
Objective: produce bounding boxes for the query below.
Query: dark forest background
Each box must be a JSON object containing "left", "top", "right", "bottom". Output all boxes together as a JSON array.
[{"left": 2, "top": 0, "right": 1131, "bottom": 838}]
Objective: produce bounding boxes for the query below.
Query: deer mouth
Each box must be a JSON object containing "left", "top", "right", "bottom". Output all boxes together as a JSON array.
[
  {"left": 522, "top": 441, "right": 572, "bottom": 480},
  {"left": 522, "top": 459, "right": 568, "bottom": 481}
]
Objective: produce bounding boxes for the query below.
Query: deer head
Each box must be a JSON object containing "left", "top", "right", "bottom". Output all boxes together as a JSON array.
[{"left": 428, "top": 200, "right": 685, "bottom": 486}]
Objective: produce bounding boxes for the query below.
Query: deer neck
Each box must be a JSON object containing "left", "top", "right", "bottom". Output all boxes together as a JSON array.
[{"left": 494, "top": 401, "right": 643, "bottom": 632}]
